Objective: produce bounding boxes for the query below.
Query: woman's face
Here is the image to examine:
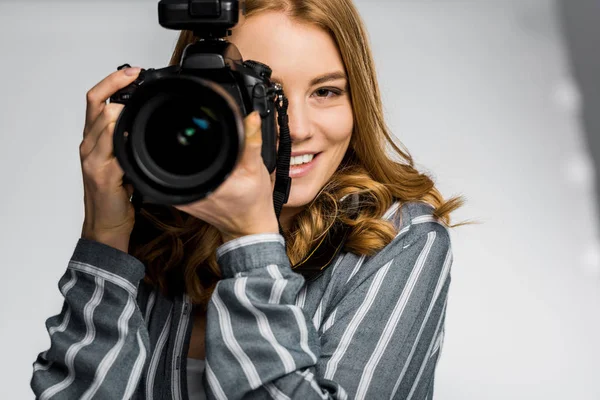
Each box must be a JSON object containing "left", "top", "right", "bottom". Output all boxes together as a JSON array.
[{"left": 229, "top": 11, "right": 354, "bottom": 226}]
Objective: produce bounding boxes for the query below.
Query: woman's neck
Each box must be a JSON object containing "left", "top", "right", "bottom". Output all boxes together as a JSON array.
[{"left": 278, "top": 206, "right": 303, "bottom": 234}]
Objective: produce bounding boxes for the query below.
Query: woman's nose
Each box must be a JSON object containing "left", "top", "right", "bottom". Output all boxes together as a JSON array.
[{"left": 287, "top": 100, "right": 312, "bottom": 142}]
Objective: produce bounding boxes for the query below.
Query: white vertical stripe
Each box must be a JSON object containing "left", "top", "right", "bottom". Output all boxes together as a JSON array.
[
  {"left": 267, "top": 264, "right": 287, "bottom": 304},
  {"left": 294, "top": 285, "right": 307, "bottom": 309},
  {"left": 324, "top": 260, "right": 393, "bottom": 380},
  {"left": 306, "top": 255, "right": 345, "bottom": 336},
  {"left": 48, "top": 307, "right": 72, "bottom": 337},
  {"left": 146, "top": 307, "right": 172, "bottom": 400},
  {"left": 144, "top": 290, "right": 156, "bottom": 324},
  {"left": 39, "top": 277, "right": 105, "bottom": 400},
  {"left": 269, "top": 279, "right": 287, "bottom": 305},
  {"left": 234, "top": 278, "right": 297, "bottom": 373},
  {"left": 313, "top": 256, "right": 345, "bottom": 336},
  {"left": 123, "top": 329, "right": 147, "bottom": 400},
  {"left": 338, "top": 384, "right": 349, "bottom": 400},
  {"left": 205, "top": 360, "right": 228, "bottom": 400},
  {"left": 355, "top": 232, "right": 436, "bottom": 400},
  {"left": 267, "top": 264, "right": 284, "bottom": 279},
  {"left": 62, "top": 269, "right": 79, "bottom": 293},
  {"left": 264, "top": 382, "right": 292, "bottom": 399},
  {"left": 294, "top": 370, "right": 328, "bottom": 399},
  {"left": 406, "top": 298, "right": 448, "bottom": 400},
  {"left": 48, "top": 270, "right": 78, "bottom": 336},
  {"left": 211, "top": 284, "right": 263, "bottom": 389},
  {"left": 312, "top": 299, "right": 324, "bottom": 331},
  {"left": 321, "top": 308, "right": 337, "bottom": 334},
  {"left": 389, "top": 246, "right": 452, "bottom": 399},
  {"left": 430, "top": 327, "right": 445, "bottom": 358},
  {"left": 330, "top": 255, "right": 344, "bottom": 276},
  {"left": 172, "top": 294, "right": 191, "bottom": 400},
  {"left": 34, "top": 270, "right": 79, "bottom": 372},
  {"left": 345, "top": 255, "right": 366, "bottom": 284},
  {"left": 60, "top": 268, "right": 77, "bottom": 296},
  {"left": 382, "top": 201, "right": 401, "bottom": 220},
  {"left": 81, "top": 295, "right": 137, "bottom": 399},
  {"left": 287, "top": 306, "right": 318, "bottom": 364}
]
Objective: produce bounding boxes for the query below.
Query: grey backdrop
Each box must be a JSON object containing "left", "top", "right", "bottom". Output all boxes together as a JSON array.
[{"left": 1, "top": 0, "right": 599, "bottom": 399}]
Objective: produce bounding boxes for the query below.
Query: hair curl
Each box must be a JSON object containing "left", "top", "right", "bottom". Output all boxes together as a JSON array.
[{"left": 128, "top": 0, "right": 473, "bottom": 311}]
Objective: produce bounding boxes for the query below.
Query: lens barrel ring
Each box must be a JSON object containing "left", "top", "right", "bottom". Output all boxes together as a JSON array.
[{"left": 113, "top": 75, "right": 245, "bottom": 205}]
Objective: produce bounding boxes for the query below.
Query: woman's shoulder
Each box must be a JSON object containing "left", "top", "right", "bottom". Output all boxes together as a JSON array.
[
  {"left": 329, "top": 199, "right": 452, "bottom": 302},
  {"left": 378, "top": 199, "right": 452, "bottom": 258}
]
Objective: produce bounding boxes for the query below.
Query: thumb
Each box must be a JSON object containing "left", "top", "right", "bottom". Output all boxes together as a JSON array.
[{"left": 240, "top": 111, "right": 263, "bottom": 171}]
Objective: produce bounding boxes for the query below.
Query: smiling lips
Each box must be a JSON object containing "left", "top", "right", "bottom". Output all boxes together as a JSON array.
[
  {"left": 290, "top": 154, "right": 315, "bottom": 166},
  {"left": 289, "top": 152, "right": 320, "bottom": 178}
]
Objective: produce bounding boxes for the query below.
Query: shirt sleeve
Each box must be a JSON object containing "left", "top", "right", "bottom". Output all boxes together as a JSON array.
[
  {"left": 30, "top": 238, "right": 151, "bottom": 400},
  {"left": 204, "top": 224, "right": 452, "bottom": 400}
]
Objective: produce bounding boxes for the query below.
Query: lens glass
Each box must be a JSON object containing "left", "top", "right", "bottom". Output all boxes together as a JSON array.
[{"left": 144, "top": 94, "right": 225, "bottom": 176}]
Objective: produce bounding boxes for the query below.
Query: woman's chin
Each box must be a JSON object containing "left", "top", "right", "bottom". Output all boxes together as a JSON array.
[
  {"left": 281, "top": 198, "right": 309, "bottom": 210},
  {"left": 282, "top": 186, "right": 316, "bottom": 210}
]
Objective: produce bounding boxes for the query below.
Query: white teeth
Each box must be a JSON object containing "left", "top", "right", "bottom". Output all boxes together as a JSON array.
[{"left": 290, "top": 154, "right": 315, "bottom": 166}]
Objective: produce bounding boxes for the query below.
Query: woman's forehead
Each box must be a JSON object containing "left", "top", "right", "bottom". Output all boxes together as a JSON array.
[{"left": 229, "top": 12, "right": 345, "bottom": 84}]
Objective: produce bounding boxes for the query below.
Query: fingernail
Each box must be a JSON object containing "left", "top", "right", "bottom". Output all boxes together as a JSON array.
[{"left": 124, "top": 67, "right": 141, "bottom": 76}]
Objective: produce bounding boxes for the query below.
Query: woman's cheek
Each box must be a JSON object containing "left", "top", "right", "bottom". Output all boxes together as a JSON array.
[{"left": 319, "top": 106, "right": 354, "bottom": 143}]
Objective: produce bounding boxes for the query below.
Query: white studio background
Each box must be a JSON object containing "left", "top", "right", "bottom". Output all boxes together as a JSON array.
[{"left": 1, "top": 1, "right": 599, "bottom": 399}]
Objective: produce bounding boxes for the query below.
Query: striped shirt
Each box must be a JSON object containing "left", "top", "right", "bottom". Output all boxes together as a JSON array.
[{"left": 30, "top": 200, "right": 452, "bottom": 399}]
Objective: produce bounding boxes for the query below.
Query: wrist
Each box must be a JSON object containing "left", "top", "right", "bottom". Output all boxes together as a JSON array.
[
  {"left": 82, "top": 230, "right": 131, "bottom": 254},
  {"left": 220, "top": 224, "right": 280, "bottom": 244}
]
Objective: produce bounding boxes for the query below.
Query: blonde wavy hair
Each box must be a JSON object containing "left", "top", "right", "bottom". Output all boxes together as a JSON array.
[{"left": 128, "top": 0, "right": 471, "bottom": 310}]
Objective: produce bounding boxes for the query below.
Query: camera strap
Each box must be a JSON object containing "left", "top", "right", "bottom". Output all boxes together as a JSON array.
[
  {"left": 271, "top": 91, "right": 360, "bottom": 281},
  {"left": 272, "top": 93, "right": 292, "bottom": 235}
]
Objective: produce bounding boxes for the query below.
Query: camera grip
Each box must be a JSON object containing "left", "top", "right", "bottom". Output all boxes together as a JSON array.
[
  {"left": 252, "top": 84, "right": 277, "bottom": 173},
  {"left": 109, "top": 63, "right": 146, "bottom": 105}
]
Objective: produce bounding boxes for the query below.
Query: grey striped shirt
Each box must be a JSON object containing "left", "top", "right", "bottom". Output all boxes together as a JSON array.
[{"left": 31, "top": 200, "right": 452, "bottom": 399}]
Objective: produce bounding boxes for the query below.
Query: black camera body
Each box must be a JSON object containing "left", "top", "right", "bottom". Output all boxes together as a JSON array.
[{"left": 109, "top": 0, "right": 285, "bottom": 206}]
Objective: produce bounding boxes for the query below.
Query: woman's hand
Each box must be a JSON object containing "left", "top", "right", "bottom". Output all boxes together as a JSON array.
[
  {"left": 79, "top": 67, "right": 142, "bottom": 253},
  {"left": 174, "top": 111, "right": 280, "bottom": 243}
]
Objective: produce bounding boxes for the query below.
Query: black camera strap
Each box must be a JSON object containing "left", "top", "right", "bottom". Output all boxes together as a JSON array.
[
  {"left": 271, "top": 92, "right": 359, "bottom": 281},
  {"left": 272, "top": 93, "right": 292, "bottom": 235}
]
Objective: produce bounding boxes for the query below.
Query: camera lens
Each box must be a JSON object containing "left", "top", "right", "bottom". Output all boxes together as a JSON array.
[
  {"left": 124, "top": 76, "right": 242, "bottom": 194},
  {"left": 144, "top": 94, "right": 224, "bottom": 176},
  {"left": 112, "top": 75, "right": 244, "bottom": 205}
]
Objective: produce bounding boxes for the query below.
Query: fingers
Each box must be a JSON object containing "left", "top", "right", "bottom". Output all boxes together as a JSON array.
[
  {"left": 84, "top": 67, "right": 141, "bottom": 135},
  {"left": 239, "top": 111, "right": 263, "bottom": 172},
  {"left": 79, "top": 103, "right": 124, "bottom": 160},
  {"left": 90, "top": 121, "right": 117, "bottom": 163},
  {"left": 79, "top": 105, "right": 123, "bottom": 179}
]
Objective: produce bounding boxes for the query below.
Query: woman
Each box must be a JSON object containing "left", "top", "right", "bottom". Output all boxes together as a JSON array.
[{"left": 31, "top": 0, "right": 468, "bottom": 399}]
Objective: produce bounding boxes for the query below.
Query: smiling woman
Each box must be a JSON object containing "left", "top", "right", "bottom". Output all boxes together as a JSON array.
[
  {"left": 152, "top": 0, "right": 468, "bottom": 306},
  {"left": 227, "top": 12, "right": 354, "bottom": 215},
  {"left": 31, "top": 0, "right": 471, "bottom": 399}
]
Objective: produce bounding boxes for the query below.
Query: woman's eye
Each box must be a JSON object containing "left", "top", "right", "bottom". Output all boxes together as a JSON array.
[{"left": 313, "top": 88, "right": 341, "bottom": 98}]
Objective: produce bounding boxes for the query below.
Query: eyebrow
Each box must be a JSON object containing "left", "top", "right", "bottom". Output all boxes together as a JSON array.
[{"left": 271, "top": 71, "right": 347, "bottom": 87}]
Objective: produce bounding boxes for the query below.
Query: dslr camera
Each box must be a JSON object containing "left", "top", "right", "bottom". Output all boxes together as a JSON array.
[{"left": 110, "top": 0, "right": 290, "bottom": 208}]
